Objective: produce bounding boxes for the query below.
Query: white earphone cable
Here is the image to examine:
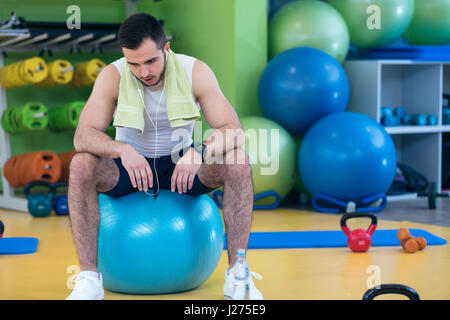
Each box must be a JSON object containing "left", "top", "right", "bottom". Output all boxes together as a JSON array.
[{"left": 134, "top": 76, "right": 165, "bottom": 198}]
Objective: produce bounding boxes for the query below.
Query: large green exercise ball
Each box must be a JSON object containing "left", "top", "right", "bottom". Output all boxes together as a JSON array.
[
  {"left": 403, "top": 0, "right": 450, "bottom": 45},
  {"left": 240, "top": 116, "right": 297, "bottom": 206},
  {"left": 328, "top": 0, "right": 415, "bottom": 48},
  {"left": 269, "top": 0, "right": 350, "bottom": 63}
]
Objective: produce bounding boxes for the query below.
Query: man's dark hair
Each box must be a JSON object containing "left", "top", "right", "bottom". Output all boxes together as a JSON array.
[{"left": 118, "top": 13, "right": 167, "bottom": 50}]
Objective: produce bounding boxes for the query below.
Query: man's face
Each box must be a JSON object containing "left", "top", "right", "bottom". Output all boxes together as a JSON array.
[{"left": 122, "top": 37, "right": 168, "bottom": 87}]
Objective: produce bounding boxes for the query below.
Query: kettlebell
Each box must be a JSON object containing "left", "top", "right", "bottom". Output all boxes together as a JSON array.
[
  {"left": 341, "top": 213, "right": 378, "bottom": 252},
  {"left": 53, "top": 182, "right": 69, "bottom": 215},
  {"left": 363, "top": 284, "right": 420, "bottom": 300},
  {"left": 0, "top": 220, "right": 4, "bottom": 239},
  {"left": 24, "top": 181, "right": 55, "bottom": 217}
]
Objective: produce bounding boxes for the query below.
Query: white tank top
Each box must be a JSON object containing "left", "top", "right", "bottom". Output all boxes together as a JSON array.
[{"left": 111, "top": 54, "right": 199, "bottom": 157}]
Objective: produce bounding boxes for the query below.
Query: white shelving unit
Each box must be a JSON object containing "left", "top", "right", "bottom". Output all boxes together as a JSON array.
[{"left": 344, "top": 59, "right": 450, "bottom": 197}]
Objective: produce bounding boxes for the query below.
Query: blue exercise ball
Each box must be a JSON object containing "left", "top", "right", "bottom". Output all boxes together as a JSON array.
[
  {"left": 258, "top": 47, "right": 349, "bottom": 136},
  {"left": 97, "top": 190, "right": 224, "bottom": 295},
  {"left": 299, "top": 112, "right": 397, "bottom": 202}
]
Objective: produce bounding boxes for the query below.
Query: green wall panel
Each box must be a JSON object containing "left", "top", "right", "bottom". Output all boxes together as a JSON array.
[{"left": 0, "top": 0, "right": 126, "bottom": 23}]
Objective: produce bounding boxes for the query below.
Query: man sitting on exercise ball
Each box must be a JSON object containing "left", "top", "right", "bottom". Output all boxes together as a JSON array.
[{"left": 66, "top": 13, "right": 263, "bottom": 300}]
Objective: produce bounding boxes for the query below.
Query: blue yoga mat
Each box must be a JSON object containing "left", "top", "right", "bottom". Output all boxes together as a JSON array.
[
  {"left": 224, "top": 229, "right": 447, "bottom": 249},
  {"left": 0, "top": 237, "right": 39, "bottom": 255}
]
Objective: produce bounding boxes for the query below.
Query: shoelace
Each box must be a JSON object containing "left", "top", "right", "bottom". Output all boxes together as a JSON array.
[
  {"left": 71, "top": 275, "right": 99, "bottom": 291},
  {"left": 248, "top": 272, "right": 263, "bottom": 288}
]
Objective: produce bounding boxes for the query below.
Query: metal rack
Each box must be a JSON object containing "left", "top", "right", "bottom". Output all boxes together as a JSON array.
[
  {"left": 0, "top": 12, "right": 122, "bottom": 55},
  {"left": 0, "top": 13, "right": 124, "bottom": 211}
]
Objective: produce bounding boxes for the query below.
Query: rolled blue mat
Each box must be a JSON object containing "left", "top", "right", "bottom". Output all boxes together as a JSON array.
[
  {"left": 427, "top": 114, "right": 438, "bottom": 126},
  {"left": 411, "top": 114, "right": 427, "bottom": 126}
]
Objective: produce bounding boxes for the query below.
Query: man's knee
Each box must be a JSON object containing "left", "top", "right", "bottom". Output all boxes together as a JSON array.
[
  {"left": 223, "top": 148, "right": 251, "bottom": 178},
  {"left": 69, "top": 152, "right": 99, "bottom": 184}
]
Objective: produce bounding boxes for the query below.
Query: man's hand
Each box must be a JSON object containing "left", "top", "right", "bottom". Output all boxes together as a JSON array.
[
  {"left": 171, "top": 148, "right": 203, "bottom": 194},
  {"left": 120, "top": 144, "right": 153, "bottom": 192}
]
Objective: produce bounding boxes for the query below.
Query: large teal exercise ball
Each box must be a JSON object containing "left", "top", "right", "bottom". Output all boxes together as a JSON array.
[
  {"left": 258, "top": 47, "right": 349, "bottom": 136},
  {"left": 299, "top": 112, "right": 397, "bottom": 202},
  {"left": 269, "top": 0, "right": 350, "bottom": 63},
  {"left": 403, "top": 0, "right": 450, "bottom": 45},
  {"left": 328, "top": 0, "right": 415, "bottom": 47},
  {"left": 97, "top": 190, "right": 224, "bottom": 294}
]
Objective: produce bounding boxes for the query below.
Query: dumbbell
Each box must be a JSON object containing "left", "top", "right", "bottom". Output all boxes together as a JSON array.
[
  {"left": 397, "top": 228, "right": 427, "bottom": 253},
  {"left": 427, "top": 114, "right": 438, "bottom": 126},
  {"left": 409, "top": 114, "right": 438, "bottom": 126},
  {"left": 411, "top": 114, "right": 427, "bottom": 126},
  {"left": 381, "top": 107, "right": 405, "bottom": 126},
  {"left": 381, "top": 107, "right": 397, "bottom": 126},
  {"left": 394, "top": 106, "right": 405, "bottom": 118},
  {"left": 381, "top": 106, "right": 393, "bottom": 119}
]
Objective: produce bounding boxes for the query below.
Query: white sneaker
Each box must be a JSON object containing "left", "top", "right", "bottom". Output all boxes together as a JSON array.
[
  {"left": 223, "top": 267, "right": 263, "bottom": 300},
  {"left": 66, "top": 272, "right": 104, "bottom": 300}
]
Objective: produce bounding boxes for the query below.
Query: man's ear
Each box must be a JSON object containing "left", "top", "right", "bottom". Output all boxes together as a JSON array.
[{"left": 164, "top": 41, "right": 171, "bottom": 56}]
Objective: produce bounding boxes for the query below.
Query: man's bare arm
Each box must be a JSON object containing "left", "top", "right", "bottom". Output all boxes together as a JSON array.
[
  {"left": 192, "top": 60, "right": 244, "bottom": 161},
  {"left": 73, "top": 65, "right": 130, "bottom": 158}
]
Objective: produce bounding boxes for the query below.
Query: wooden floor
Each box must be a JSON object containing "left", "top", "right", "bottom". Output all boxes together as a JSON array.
[{"left": 0, "top": 207, "right": 449, "bottom": 300}]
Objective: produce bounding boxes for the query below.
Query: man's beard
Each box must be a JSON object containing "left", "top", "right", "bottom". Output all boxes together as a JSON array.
[{"left": 141, "top": 52, "right": 167, "bottom": 88}]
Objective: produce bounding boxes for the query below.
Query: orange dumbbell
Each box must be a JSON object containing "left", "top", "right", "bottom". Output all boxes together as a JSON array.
[{"left": 396, "top": 228, "right": 427, "bottom": 253}]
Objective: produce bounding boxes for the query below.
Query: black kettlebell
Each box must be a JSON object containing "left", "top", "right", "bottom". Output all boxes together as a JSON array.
[
  {"left": 0, "top": 220, "right": 4, "bottom": 239},
  {"left": 24, "top": 181, "right": 55, "bottom": 217},
  {"left": 363, "top": 284, "right": 420, "bottom": 300}
]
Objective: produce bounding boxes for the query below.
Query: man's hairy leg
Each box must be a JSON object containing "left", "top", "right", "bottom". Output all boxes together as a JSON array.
[
  {"left": 196, "top": 148, "right": 253, "bottom": 267},
  {"left": 68, "top": 152, "right": 119, "bottom": 272}
]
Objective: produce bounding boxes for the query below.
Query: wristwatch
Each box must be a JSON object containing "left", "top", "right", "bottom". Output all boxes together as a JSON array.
[{"left": 191, "top": 142, "right": 207, "bottom": 163}]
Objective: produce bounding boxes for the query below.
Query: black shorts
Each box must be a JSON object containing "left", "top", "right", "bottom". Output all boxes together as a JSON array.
[{"left": 102, "top": 148, "right": 217, "bottom": 198}]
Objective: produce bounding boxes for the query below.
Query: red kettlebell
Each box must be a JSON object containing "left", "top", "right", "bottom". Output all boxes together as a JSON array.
[{"left": 340, "top": 213, "right": 378, "bottom": 252}]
